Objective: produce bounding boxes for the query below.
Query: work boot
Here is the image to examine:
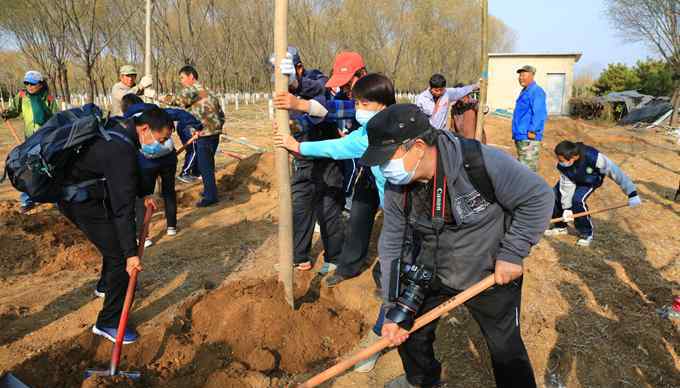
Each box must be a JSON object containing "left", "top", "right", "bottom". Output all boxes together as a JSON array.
[
  {"left": 324, "top": 273, "right": 351, "bottom": 288},
  {"left": 385, "top": 375, "right": 445, "bottom": 388},
  {"left": 544, "top": 227, "right": 568, "bottom": 236},
  {"left": 92, "top": 325, "right": 139, "bottom": 344},
  {"left": 354, "top": 331, "right": 381, "bottom": 373}
]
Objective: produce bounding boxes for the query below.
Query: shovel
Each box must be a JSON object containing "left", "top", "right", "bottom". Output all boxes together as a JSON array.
[
  {"left": 550, "top": 203, "right": 629, "bottom": 224},
  {"left": 297, "top": 275, "right": 496, "bottom": 387},
  {"left": 84, "top": 203, "right": 154, "bottom": 380}
]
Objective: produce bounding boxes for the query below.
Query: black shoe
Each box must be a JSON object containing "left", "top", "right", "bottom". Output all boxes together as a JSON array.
[
  {"left": 196, "top": 199, "right": 218, "bottom": 207},
  {"left": 20, "top": 203, "right": 35, "bottom": 213},
  {"left": 323, "top": 273, "right": 349, "bottom": 288}
]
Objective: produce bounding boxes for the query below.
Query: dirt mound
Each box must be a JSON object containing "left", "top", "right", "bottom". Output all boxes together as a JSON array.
[
  {"left": 11, "top": 277, "right": 365, "bottom": 387},
  {"left": 178, "top": 152, "right": 275, "bottom": 207},
  {"left": 0, "top": 202, "right": 99, "bottom": 278}
]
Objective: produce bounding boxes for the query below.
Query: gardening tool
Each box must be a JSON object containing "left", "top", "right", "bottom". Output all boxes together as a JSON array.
[
  {"left": 175, "top": 132, "right": 199, "bottom": 155},
  {"left": 84, "top": 203, "right": 154, "bottom": 380},
  {"left": 550, "top": 203, "right": 630, "bottom": 224},
  {"left": 221, "top": 134, "right": 266, "bottom": 153},
  {"left": 3, "top": 119, "right": 21, "bottom": 145},
  {"left": 297, "top": 274, "right": 496, "bottom": 387},
  {"left": 222, "top": 150, "right": 244, "bottom": 160},
  {"left": 0, "top": 373, "right": 30, "bottom": 388}
]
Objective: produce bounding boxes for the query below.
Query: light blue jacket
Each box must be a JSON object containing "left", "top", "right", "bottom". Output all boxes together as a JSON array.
[
  {"left": 299, "top": 124, "right": 386, "bottom": 207},
  {"left": 512, "top": 81, "right": 547, "bottom": 141}
]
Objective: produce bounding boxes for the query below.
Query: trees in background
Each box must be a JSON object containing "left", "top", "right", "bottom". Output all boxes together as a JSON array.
[
  {"left": 605, "top": 0, "right": 679, "bottom": 125},
  {"left": 0, "top": 0, "right": 516, "bottom": 98},
  {"left": 593, "top": 59, "right": 674, "bottom": 97}
]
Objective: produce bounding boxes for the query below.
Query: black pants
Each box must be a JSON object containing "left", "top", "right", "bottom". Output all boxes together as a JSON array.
[
  {"left": 335, "top": 169, "right": 380, "bottom": 278},
  {"left": 398, "top": 278, "right": 536, "bottom": 388},
  {"left": 136, "top": 162, "right": 178, "bottom": 232},
  {"left": 291, "top": 158, "right": 345, "bottom": 264},
  {"left": 59, "top": 200, "right": 130, "bottom": 328},
  {"left": 196, "top": 135, "right": 220, "bottom": 203}
]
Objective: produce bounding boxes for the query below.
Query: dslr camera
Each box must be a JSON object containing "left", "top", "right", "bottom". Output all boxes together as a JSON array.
[{"left": 386, "top": 264, "right": 434, "bottom": 330}]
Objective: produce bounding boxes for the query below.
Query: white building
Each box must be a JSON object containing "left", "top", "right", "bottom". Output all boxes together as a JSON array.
[{"left": 488, "top": 52, "right": 582, "bottom": 115}]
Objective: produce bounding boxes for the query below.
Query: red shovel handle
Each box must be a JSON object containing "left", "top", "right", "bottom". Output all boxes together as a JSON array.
[{"left": 109, "top": 204, "right": 153, "bottom": 375}]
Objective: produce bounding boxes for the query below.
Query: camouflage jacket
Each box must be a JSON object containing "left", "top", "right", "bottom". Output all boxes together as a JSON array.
[{"left": 163, "top": 82, "right": 225, "bottom": 137}]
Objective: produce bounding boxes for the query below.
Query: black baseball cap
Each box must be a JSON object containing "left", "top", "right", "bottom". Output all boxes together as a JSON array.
[{"left": 359, "top": 104, "right": 434, "bottom": 166}]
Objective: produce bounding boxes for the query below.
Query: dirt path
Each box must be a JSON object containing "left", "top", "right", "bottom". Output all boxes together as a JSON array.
[{"left": 0, "top": 107, "right": 678, "bottom": 387}]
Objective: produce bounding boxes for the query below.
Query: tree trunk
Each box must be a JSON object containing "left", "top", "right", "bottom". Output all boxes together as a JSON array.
[
  {"left": 86, "top": 64, "right": 96, "bottom": 104},
  {"left": 670, "top": 84, "right": 680, "bottom": 128},
  {"left": 62, "top": 67, "right": 71, "bottom": 103}
]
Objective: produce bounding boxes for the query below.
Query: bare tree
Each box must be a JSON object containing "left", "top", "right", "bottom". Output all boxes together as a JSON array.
[{"left": 606, "top": 0, "right": 680, "bottom": 125}]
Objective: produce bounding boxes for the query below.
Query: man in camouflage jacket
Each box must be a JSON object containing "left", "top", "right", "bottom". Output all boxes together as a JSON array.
[{"left": 162, "top": 65, "right": 225, "bottom": 207}]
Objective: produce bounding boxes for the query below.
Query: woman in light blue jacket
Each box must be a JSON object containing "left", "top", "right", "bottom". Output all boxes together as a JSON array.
[{"left": 275, "top": 74, "right": 395, "bottom": 287}]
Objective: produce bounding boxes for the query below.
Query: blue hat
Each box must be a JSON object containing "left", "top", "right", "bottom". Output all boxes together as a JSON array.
[{"left": 24, "top": 70, "right": 43, "bottom": 84}]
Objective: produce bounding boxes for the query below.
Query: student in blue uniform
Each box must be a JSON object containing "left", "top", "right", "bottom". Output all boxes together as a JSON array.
[{"left": 544, "top": 140, "right": 641, "bottom": 246}]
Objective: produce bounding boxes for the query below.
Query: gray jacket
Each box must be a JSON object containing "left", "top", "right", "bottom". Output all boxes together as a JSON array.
[{"left": 378, "top": 131, "right": 554, "bottom": 300}]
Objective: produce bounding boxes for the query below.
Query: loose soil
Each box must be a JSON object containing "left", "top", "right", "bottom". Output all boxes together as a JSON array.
[{"left": 0, "top": 105, "right": 678, "bottom": 388}]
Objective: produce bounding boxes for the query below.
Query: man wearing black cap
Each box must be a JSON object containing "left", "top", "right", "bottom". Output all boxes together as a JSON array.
[{"left": 361, "top": 104, "right": 553, "bottom": 388}]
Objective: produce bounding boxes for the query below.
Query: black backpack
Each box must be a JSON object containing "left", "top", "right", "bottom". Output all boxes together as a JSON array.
[
  {"left": 2, "top": 104, "right": 131, "bottom": 203},
  {"left": 459, "top": 137, "right": 496, "bottom": 204}
]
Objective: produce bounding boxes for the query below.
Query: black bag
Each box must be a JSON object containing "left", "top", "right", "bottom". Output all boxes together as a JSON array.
[{"left": 2, "top": 104, "right": 120, "bottom": 203}]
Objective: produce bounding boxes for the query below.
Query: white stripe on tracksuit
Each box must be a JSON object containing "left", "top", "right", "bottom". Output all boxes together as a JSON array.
[{"left": 182, "top": 143, "right": 197, "bottom": 175}]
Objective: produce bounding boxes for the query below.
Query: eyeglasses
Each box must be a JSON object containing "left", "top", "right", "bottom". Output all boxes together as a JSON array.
[{"left": 23, "top": 81, "right": 39, "bottom": 86}]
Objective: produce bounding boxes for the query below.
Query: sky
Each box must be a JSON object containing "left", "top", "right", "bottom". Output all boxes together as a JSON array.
[{"left": 490, "top": 0, "right": 657, "bottom": 76}]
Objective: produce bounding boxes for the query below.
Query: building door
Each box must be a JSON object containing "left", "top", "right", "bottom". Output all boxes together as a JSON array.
[{"left": 546, "top": 73, "right": 566, "bottom": 115}]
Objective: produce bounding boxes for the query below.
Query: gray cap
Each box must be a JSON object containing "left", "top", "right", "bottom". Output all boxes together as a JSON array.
[
  {"left": 516, "top": 65, "right": 536, "bottom": 74},
  {"left": 119, "top": 65, "right": 138, "bottom": 75}
]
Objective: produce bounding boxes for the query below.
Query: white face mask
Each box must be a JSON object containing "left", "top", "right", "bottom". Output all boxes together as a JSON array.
[
  {"left": 355, "top": 109, "right": 378, "bottom": 126},
  {"left": 380, "top": 148, "right": 423, "bottom": 185}
]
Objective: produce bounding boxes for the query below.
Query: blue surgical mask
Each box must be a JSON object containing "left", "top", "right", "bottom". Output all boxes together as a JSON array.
[
  {"left": 142, "top": 141, "right": 162, "bottom": 155},
  {"left": 558, "top": 161, "right": 573, "bottom": 168},
  {"left": 355, "top": 109, "right": 378, "bottom": 126},
  {"left": 380, "top": 149, "right": 423, "bottom": 186}
]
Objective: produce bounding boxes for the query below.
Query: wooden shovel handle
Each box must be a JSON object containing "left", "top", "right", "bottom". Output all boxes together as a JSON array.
[{"left": 550, "top": 203, "right": 629, "bottom": 224}]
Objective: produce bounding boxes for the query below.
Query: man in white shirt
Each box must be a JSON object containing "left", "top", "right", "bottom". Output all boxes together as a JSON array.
[{"left": 415, "top": 73, "right": 478, "bottom": 130}]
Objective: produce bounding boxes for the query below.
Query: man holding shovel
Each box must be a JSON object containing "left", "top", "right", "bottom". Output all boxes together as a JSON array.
[{"left": 360, "top": 104, "right": 553, "bottom": 388}]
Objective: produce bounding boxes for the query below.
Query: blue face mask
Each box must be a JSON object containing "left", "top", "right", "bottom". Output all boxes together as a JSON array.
[
  {"left": 355, "top": 109, "right": 379, "bottom": 126},
  {"left": 141, "top": 131, "right": 163, "bottom": 155},
  {"left": 558, "top": 161, "right": 574, "bottom": 168},
  {"left": 380, "top": 149, "right": 423, "bottom": 186}
]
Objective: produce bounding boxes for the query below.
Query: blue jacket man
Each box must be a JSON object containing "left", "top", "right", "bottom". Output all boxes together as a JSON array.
[{"left": 512, "top": 65, "right": 547, "bottom": 172}]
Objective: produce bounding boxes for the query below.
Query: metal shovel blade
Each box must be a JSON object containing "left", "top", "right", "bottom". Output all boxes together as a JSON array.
[
  {"left": 0, "top": 373, "right": 30, "bottom": 388},
  {"left": 84, "top": 369, "right": 141, "bottom": 380}
]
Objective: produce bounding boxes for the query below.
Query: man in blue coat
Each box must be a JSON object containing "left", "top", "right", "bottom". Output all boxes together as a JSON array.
[{"left": 512, "top": 65, "right": 547, "bottom": 172}]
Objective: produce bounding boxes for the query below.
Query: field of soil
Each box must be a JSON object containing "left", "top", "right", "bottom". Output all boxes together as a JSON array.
[{"left": 0, "top": 103, "right": 678, "bottom": 387}]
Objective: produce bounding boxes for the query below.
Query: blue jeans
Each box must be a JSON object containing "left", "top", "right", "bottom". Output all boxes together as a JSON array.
[
  {"left": 196, "top": 135, "right": 220, "bottom": 203},
  {"left": 20, "top": 192, "right": 33, "bottom": 207}
]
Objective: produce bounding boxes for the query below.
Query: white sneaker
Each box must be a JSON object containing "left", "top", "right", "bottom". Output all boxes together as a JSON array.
[
  {"left": 166, "top": 227, "right": 177, "bottom": 236},
  {"left": 144, "top": 239, "right": 153, "bottom": 248},
  {"left": 354, "top": 331, "right": 381, "bottom": 373},
  {"left": 576, "top": 236, "right": 593, "bottom": 247},
  {"left": 544, "top": 227, "right": 568, "bottom": 236}
]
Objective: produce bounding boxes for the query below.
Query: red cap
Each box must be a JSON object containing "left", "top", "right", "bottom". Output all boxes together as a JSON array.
[{"left": 325, "top": 52, "right": 366, "bottom": 89}]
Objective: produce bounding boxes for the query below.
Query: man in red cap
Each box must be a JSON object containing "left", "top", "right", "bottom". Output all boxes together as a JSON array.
[{"left": 326, "top": 51, "right": 367, "bottom": 98}]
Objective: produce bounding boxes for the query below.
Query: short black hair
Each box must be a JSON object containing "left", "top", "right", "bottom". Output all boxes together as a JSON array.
[
  {"left": 133, "top": 106, "right": 174, "bottom": 132},
  {"left": 352, "top": 73, "right": 396, "bottom": 106},
  {"left": 121, "top": 94, "right": 144, "bottom": 114},
  {"left": 554, "top": 140, "right": 580, "bottom": 159},
  {"left": 429, "top": 74, "right": 446, "bottom": 88},
  {"left": 179, "top": 65, "right": 199, "bottom": 80},
  {"left": 453, "top": 82, "right": 464, "bottom": 88}
]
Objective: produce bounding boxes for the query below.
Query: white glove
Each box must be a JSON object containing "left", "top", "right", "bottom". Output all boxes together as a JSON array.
[
  {"left": 628, "top": 195, "right": 642, "bottom": 207},
  {"left": 279, "top": 54, "right": 295, "bottom": 77},
  {"left": 139, "top": 75, "right": 153, "bottom": 89},
  {"left": 562, "top": 210, "right": 574, "bottom": 222},
  {"left": 143, "top": 88, "right": 156, "bottom": 99}
]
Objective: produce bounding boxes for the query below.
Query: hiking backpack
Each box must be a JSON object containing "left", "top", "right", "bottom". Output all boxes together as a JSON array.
[{"left": 2, "top": 104, "right": 130, "bottom": 203}]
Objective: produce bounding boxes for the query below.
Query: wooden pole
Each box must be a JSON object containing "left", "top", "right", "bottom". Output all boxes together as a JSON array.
[
  {"left": 274, "top": 0, "right": 295, "bottom": 309},
  {"left": 474, "top": 0, "right": 488, "bottom": 141},
  {"left": 4, "top": 119, "right": 21, "bottom": 145},
  {"left": 144, "top": 0, "right": 152, "bottom": 78},
  {"left": 298, "top": 275, "right": 496, "bottom": 387}
]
